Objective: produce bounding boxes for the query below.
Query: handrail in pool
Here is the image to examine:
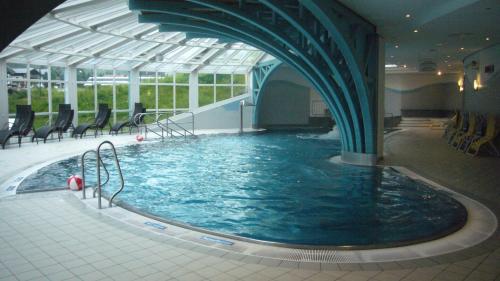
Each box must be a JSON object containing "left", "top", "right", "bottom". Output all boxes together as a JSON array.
[
  {"left": 96, "top": 141, "right": 124, "bottom": 209},
  {"left": 156, "top": 112, "right": 195, "bottom": 139},
  {"left": 80, "top": 149, "right": 110, "bottom": 200}
]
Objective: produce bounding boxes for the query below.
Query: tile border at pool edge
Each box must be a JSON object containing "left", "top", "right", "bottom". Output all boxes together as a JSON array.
[
  {"left": 2, "top": 139, "right": 497, "bottom": 264},
  {"left": 70, "top": 171, "right": 497, "bottom": 264}
]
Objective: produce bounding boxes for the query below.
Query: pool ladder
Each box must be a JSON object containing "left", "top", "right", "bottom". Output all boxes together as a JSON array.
[{"left": 80, "top": 140, "right": 124, "bottom": 209}]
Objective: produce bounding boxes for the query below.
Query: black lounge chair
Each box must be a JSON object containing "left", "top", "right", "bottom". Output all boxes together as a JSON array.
[
  {"left": 109, "top": 103, "right": 146, "bottom": 135},
  {"left": 32, "top": 104, "right": 74, "bottom": 144},
  {"left": 0, "top": 105, "right": 35, "bottom": 149},
  {"left": 72, "top": 104, "right": 111, "bottom": 138}
]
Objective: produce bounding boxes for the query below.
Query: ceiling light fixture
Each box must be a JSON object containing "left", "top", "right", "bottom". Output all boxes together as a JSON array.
[
  {"left": 395, "top": 44, "right": 399, "bottom": 48},
  {"left": 385, "top": 64, "right": 398, "bottom": 68},
  {"left": 437, "top": 71, "right": 442, "bottom": 76},
  {"left": 413, "top": 29, "right": 419, "bottom": 33},
  {"left": 460, "top": 47, "right": 465, "bottom": 50},
  {"left": 403, "top": 64, "right": 407, "bottom": 68},
  {"left": 405, "top": 14, "right": 411, "bottom": 18},
  {"left": 486, "top": 37, "right": 490, "bottom": 41}
]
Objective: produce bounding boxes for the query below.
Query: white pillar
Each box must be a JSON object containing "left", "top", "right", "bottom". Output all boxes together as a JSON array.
[
  {"left": 129, "top": 69, "right": 140, "bottom": 116},
  {"left": 112, "top": 69, "right": 116, "bottom": 124},
  {"left": 376, "top": 36, "right": 385, "bottom": 161},
  {"left": 189, "top": 71, "right": 198, "bottom": 112},
  {"left": 65, "top": 66, "right": 78, "bottom": 125},
  {"left": 0, "top": 60, "right": 8, "bottom": 129}
]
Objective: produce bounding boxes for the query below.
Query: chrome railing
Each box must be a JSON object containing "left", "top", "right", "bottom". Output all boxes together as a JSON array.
[
  {"left": 80, "top": 140, "right": 124, "bottom": 209},
  {"left": 133, "top": 111, "right": 195, "bottom": 140},
  {"left": 97, "top": 141, "right": 124, "bottom": 209},
  {"left": 80, "top": 150, "right": 109, "bottom": 200}
]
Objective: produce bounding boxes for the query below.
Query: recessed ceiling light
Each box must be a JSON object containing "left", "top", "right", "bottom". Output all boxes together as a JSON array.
[
  {"left": 395, "top": 44, "right": 399, "bottom": 48},
  {"left": 460, "top": 47, "right": 465, "bottom": 50},
  {"left": 403, "top": 64, "right": 407, "bottom": 68},
  {"left": 413, "top": 29, "right": 419, "bottom": 33},
  {"left": 486, "top": 37, "right": 490, "bottom": 41},
  {"left": 405, "top": 14, "right": 411, "bottom": 18},
  {"left": 437, "top": 71, "right": 442, "bottom": 76}
]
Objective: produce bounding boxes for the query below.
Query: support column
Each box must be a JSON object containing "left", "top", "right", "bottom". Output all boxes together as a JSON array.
[
  {"left": 0, "top": 60, "right": 8, "bottom": 130},
  {"left": 129, "top": 69, "right": 140, "bottom": 116},
  {"left": 188, "top": 71, "right": 198, "bottom": 112},
  {"left": 65, "top": 66, "right": 78, "bottom": 125},
  {"left": 376, "top": 36, "right": 385, "bottom": 161}
]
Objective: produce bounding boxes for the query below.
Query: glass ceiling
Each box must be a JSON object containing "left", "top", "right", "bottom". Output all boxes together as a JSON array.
[{"left": 0, "top": 0, "right": 270, "bottom": 74}]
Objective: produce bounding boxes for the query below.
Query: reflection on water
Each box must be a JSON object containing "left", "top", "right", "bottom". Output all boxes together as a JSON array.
[{"left": 18, "top": 131, "right": 467, "bottom": 246}]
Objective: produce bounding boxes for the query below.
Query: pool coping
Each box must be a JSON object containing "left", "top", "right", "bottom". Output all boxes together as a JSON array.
[{"left": 1, "top": 133, "right": 498, "bottom": 263}]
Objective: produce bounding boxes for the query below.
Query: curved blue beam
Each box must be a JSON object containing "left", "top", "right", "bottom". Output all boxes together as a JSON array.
[
  {"left": 251, "top": 61, "right": 283, "bottom": 126},
  {"left": 185, "top": 0, "right": 362, "bottom": 152},
  {"left": 132, "top": 2, "right": 355, "bottom": 151},
  {"left": 301, "top": 0, "right": 377, "bottom": 154},
  {"left": 154, "top": 19, "right": 351, "bottom": 147},
  {"left": 135, "top": 10, "right": 354, "bottom": 150},
  {"left": 253, "top": 0, "right": 364, "bottom": 151}
]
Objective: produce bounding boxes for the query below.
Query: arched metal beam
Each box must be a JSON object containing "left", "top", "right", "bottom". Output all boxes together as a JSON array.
[
  {"left": 154, "top": 19, "right": 351, "bottom": 147},
  {"left": 185, "top": 0, "right": 362, "bottom": 152},
  {"left": 300, "top": 0, "right": 377, "bottom": 154},
  {"left": 250, "top": 60, "right": 282, "bottom": 127},
  {"left": 135, "top": 10, "right": 354, "bottom": 150}
]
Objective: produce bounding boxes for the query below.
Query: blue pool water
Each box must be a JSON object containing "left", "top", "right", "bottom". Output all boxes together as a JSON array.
[{"left": 18, "top": 131, "right": 467, "bottom": 247}]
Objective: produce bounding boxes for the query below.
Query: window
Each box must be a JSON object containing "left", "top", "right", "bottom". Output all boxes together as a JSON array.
[
  {"left": 198, "top": 73, "right": 247, "bottom": 106},
  {"left": 6, "top": 63, "right": 67, "bottom": 128},
  {"left": 77, "top": 68, "right": 95, "bottom": 121},
  {"left": 139, "top": 71, "right": 190, "bottom": 116}
]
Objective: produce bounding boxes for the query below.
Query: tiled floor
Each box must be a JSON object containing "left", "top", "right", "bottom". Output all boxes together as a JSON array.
[{"left": 1, "top": 128, "right": 500, "bottom": 281}]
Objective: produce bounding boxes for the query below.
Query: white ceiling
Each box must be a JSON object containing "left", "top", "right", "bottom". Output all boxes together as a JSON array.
[
  {"left": 0, "top": 0, "right": 268, "bottom": 74},
  {"left": 339, "top": 0, "right": 500, "bottom": 73}
]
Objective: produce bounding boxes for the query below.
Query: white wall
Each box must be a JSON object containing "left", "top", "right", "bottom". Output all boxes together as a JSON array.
[
  {"left": 173, "top": 95, "right": 253, "bottom": 130},
  {"left": 463, "top": 44, "right": 500, "bottom": 114},
  {"left": 384, "top": 72, "right": 462, "bottom": 116}
]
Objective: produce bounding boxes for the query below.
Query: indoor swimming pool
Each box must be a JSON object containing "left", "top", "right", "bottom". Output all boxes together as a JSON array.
[{"left": 17, "top": 131, "right": 467, "bottom": 247}]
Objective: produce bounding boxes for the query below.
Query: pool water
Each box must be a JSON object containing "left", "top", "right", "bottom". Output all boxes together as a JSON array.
[{"left": 18, "top": 131, "right": 467, "bottom": 247}]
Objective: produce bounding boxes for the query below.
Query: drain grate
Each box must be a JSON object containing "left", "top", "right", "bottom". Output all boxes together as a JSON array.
[
  {"left": 253, "top": 248, "right": 361, "bottom": 263},
  {"left": 287, "top": 249, "right": 360, "bottom": 263}
]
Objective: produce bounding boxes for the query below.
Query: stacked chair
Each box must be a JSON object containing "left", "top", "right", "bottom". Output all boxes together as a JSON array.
[
  {"left": 72, "top": 104, "right": 111, "bottom": 138},
  {"left": 32, "top": 104, "right": 74, "bottom": 143},
  {"left": 444, "top": 111, "right": 499, "bottom": 157},
  {"left": 0, "top": 105, "right": 35, "bottom": 149}
]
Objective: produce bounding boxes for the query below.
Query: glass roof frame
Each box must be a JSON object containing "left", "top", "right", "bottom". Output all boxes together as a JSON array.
[{"left": 0, "top": 0, "right": 270, "bottom": 74}]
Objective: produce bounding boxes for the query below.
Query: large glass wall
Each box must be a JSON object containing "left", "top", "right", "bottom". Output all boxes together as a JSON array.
[
  {"left": 198, "top": 73, "right": 247, "bottom": 107},
  {"left": 77, "top": 68, "right": 130, "bottom": 125},
  {"left": 6, "top": 63, "right": 65, "bottom": 128},
  {"left": 139, "top": 71, "right": 190, "bottom": 120},
  {"left": 5, "top": 64, "right": 248, "bottom": 129}
]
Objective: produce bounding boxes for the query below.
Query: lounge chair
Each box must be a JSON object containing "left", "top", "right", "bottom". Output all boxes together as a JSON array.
[
  {"left": 452, "top": 113, "right": 478, "bottom": 149},
  {"left": 109, "top": 103, "right": 146, "bottom": 135},
  {"left": 32, "top": 104, "right": 74, "bottom": 143},
  {"left": 448, "top": 112, "right": 469, "bottom": 145},
  {"left": 458, "top": 114, "right": 486, "bottom": 151},
  {"left": 443, "top": 110, "right": 461, "bottom": 139},
  {"left": 465, "top": 114, "right": 500, "bottom": 156},
  {"left": 72, "top": 104, "right": 111, "bottom": 138},
  {"left": 0, "top": 105, "right": 35, "bottom": 149}
]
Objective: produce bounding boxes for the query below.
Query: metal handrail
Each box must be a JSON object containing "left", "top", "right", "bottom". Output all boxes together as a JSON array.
[
  {"left": 96, "top": 141, "right": 124, "bottom": 209},
  {"left": 81, "top": 150, "right": 110, "bottom": 200},
  {"left": 157, "top": 112, "right": 195, "bottom": 138},
  {"left": 168, "top": 118, "right": 195, "bottom": 137}
]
